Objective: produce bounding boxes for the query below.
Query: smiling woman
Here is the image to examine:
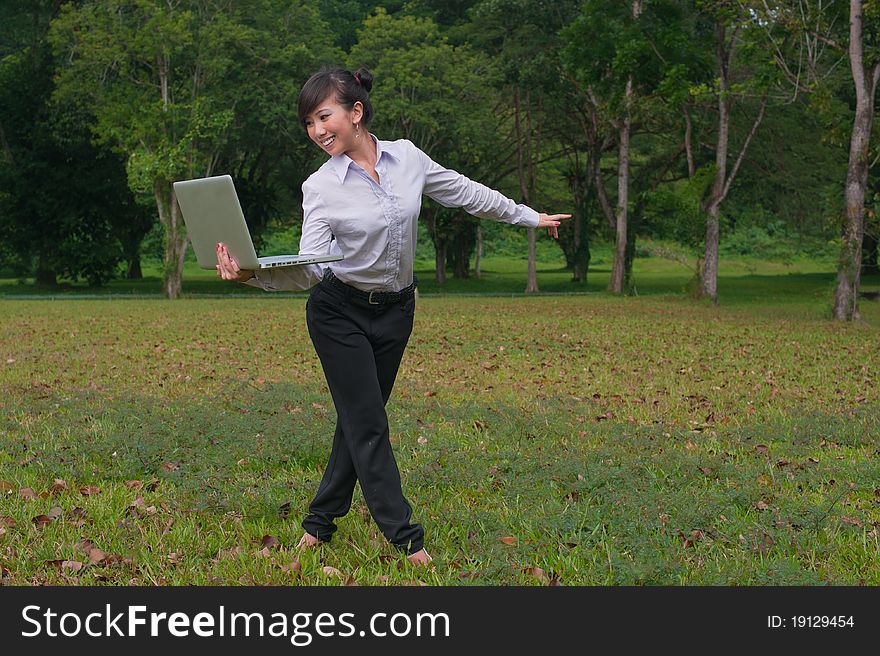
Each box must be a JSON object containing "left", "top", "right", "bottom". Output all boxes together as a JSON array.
[{"left": 215, "top": 64, "right": 571, "bottom": 568}]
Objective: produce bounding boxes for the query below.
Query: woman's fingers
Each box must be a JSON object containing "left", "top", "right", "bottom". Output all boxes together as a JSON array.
[{"left": 216, "top": 243, "right": 236, "bottom": 279}]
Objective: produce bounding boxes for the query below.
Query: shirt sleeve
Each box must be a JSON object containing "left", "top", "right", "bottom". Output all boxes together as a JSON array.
[
  {"left": 242, "top": 180, "right": 337, "bottom": 292},
  {"left": 413, "top": 141, "right": 540, "bottom": 228}
]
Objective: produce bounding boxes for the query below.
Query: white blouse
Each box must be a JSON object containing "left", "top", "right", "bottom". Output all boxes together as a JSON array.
[{"left": 245, "top": 133, "right": 540, "bottom": 293}]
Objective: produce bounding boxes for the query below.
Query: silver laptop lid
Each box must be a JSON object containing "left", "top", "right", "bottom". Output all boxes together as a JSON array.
[{"left": 173, "top": 175, "right": 263, "bottom": 270}]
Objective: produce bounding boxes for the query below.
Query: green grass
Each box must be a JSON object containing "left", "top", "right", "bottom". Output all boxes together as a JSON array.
[{"left": 1, "top": 255, "right": 879, "bottom": 585}]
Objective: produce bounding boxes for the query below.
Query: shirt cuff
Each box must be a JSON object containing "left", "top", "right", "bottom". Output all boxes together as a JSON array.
[
  {"left": 242, "top": 270, "right": 273, "bottom": 291},
  {"left": 519, "top": 207, "right": 540, "bottom": 228}
]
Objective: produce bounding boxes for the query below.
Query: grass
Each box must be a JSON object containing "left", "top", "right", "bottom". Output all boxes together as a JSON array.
[{"left": 1, "top": 253, "right": 879, "bottom": 586}]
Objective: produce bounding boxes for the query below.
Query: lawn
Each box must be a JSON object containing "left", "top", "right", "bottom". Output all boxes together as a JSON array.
[{"left": 1, "top": 254, "right": 879, "bottom": 585}]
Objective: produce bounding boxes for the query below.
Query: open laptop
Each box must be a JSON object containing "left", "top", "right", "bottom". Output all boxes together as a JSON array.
[{"left": 173, "top": 175, "right": 343, "bottom": 270}]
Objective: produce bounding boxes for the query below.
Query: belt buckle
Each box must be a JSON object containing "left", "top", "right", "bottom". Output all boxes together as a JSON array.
[{"left": 368, "top": 291, "right": 379, "bottom": 305}]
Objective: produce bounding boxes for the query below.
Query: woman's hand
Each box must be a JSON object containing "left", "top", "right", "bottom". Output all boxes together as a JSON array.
[
  {"left": 216, "top": 242, "right": 255, "bottom": 283},
  {"left": 537, "top": 213, "right": 572, "bottom": 239}
]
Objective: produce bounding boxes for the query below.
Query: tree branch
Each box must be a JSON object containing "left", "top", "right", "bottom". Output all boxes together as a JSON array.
[{"left": 721, "top": 91, "right": 768, "bottom": 203}]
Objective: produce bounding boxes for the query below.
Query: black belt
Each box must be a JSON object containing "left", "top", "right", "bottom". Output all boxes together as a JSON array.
[{"left": 323, "top": 269, "right": 418, "bottom": 305}]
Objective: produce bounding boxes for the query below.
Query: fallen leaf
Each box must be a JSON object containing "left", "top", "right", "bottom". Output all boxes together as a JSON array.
[
  {"left": 281, "top": 560, "right": 302, "bottom": 575},
  {"left": 699, "top": 467, "right": 714, "bottom": 476},
  {"left": 322, "top": 566, "right": 343, "bottom": 578},
  {"left": 124, "top": 480, "right": 142, "bottom": 489},
  {"left": 0, "top": 516, "right": 16, "bottom": 528},
  {"left": 755, "top": 445, "right": 768, "bottom": 454},
  {"left": 218, "top": 546, "right": 246, "bottom": 560},
  {"left": 841, "top": 516, "right": 862, "bottom": 527},
  {"left": 261, "top": 535, "right": 280, "bottom": 550},
  {"left": 0, "top": 481, "right": 14, "bottom": 492},
  {"left": 32, "top": 514, "right": 53, "bottom": 528},
  {"left": 524, "top": 565, "right": 549, "bottom": 584},
  {"left": 500, "top": 536, "right": 517, "bottom": 546},
  {"left": 756, "top": 474, "right": 772, "bottom": 486},
  {"left": 417, "top": 436, "right": 428, "bottom": 445},
  {"left": 756, "top": 500, "right": 769, "bottom": 511},
  {"left": 89, "top": 548, "right": 107, "bottom": 565},
  {"left": 62, "top": 560, "right": 83, "bottom": 572},
  {"left": 278, "top": 501, "right": 292, "bottom": 519},
  {"left": 47, "top": 507, "right": 63, "bottom": 520},
  {"left": 19, "top": 487, "right": 38, "bottom": 500},
  {"left": 161, "top": 462, "right": 179, "bottom": 472},
  {"left": 46, "top": 479, "right": 68, "bottom": 495},
  {"left": 79, "top": 485, "right": 101, "bottom": 496}
]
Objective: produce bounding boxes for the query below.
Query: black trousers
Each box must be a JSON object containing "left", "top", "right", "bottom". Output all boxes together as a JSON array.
[{"left": 301, "top": 271, "right": 424, "bottom": 555}]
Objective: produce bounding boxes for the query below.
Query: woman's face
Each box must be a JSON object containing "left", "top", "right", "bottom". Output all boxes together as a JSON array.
[{"left": 303, "top": 93, "right": 362, "bottom": 155}]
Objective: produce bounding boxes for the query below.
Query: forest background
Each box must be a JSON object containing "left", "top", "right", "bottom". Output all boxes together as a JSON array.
[{"left": 2, "top": 0, "right": 879, "bottom": 319}]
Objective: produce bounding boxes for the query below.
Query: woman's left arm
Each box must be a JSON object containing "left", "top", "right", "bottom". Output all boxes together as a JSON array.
[{"left": 413, "top": 141, "right": 570, "bottom": 238}]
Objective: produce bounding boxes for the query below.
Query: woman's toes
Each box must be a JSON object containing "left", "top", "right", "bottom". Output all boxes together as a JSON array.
[{"left": 406, "top": 548, "right": 433, "bottom": 566}]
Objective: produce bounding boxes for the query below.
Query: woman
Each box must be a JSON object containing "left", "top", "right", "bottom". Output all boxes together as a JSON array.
[{"left": 216, "top": 66, "right": 570, "bottom": 566}]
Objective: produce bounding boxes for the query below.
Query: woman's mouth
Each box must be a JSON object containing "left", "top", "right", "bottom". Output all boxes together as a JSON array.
[{"left": 321, "top": 135, "right": 336, "bottom": 148}]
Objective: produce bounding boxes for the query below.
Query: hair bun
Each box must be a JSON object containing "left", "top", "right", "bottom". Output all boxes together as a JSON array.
[{"left": 353, "top": 67, "right": 373, "bottom": 93}]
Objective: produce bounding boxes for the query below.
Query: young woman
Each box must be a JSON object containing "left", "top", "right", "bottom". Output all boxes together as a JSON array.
[{"left": 216, "top": 66, "right": 570, "bottom": 566}]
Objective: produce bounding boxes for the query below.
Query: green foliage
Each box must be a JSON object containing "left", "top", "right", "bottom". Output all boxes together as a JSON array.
[{"left": 0, "top": 2, "right": 139, "bottom": 286}]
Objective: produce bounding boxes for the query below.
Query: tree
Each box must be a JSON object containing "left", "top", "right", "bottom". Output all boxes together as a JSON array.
[
  {"left": 0, "top": 0, "right": 138, "bottom": 286},
  {"left": 467, "top": 0, "right": 578, "bottom": 292},
  {"left": 834, "top": 0, "right": 879, "bottom": 319},
  {"left": 49, "top": 0, "right": 334, "bottom": 299},
  {"left": 563, "top": 0, "right": 699, "bottom": 292},
  {"left": 753, "top": 0, "right": 880, "bottom": 319},
  {"left": 351, "top": 7, "right": 504, "bottom": 283},
  {"left": 691, "top": 1, "right": 770, "bottom": 302}
]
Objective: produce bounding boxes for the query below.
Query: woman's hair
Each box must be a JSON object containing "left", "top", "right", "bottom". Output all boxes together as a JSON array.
[{"left": 297, "top": 66, "right": 374, "bottom": 130}]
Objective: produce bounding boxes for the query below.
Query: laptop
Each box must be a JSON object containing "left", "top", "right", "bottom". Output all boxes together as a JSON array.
[{"left": 173, "top": 175, "right": 343, "bottom": 270}]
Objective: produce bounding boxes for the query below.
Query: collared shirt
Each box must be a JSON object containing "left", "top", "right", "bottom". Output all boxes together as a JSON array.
[{"left": 245, "top": 133, "right": 540, "bottom": 293}]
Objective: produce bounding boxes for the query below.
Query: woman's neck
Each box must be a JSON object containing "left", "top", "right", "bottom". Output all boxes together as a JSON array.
[{"left": 343, "top": 131, "right": 376, "bottom": 169}]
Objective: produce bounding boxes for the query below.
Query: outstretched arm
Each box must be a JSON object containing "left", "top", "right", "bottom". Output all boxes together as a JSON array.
[{"left": 414, "top": 141, "right": 571, "bottom": 237}]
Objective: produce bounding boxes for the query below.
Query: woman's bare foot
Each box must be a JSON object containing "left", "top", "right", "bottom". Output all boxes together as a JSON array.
[
  {"left": 296, "top": 532, "right": 322, "bottom": 551},
  {"left": 406, "top": 548, "right": 433, "bottom": 566}
]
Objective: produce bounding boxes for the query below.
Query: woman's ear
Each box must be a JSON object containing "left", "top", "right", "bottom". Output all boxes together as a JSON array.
[{"left": 351, "top": 101, "right": 364, "bottom": 124}]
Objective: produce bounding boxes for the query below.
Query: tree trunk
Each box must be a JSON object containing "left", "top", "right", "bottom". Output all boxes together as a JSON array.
[
  {"left": 35, "top": 257, "right": 57, "bottom": 287},
  {"left": 701, "top": 22, "right": 732, "bottom": 304},
  {"left": 525, "top": 228, "right": 538, "bottom": 293},
  {"left": 834, "top": 0, "right": 879, "bottom": 321},
  {"left": 126, "top": 256, "right": 143, "bottom": 280},
  {"left": 515, "top": 86, "right": 540, "bottom": 294},
  {"left": 572, "top": 161, "right": 590, "bottom": 283},
  {"left": 435, "top": 244, "right": 446, "bottom": 284},
  {"left": 610, "top": 0, "right": 641, "bottom": 294},
  {"left": 610, "top": 79, "right": 632, "bottom": 294},
  {"left": 475, "top": 224, "right": 482, "bottom": 278},
  {"left": 156, "top": 181, "right": 186, "bottom": 299},
  {"left": 684, "top": 104, "right": 696, "bottom": 178}
]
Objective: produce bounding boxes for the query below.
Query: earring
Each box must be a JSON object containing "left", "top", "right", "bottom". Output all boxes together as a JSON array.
[{"left": 355, "top": 122, "right": 360, "bottom": 138}]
